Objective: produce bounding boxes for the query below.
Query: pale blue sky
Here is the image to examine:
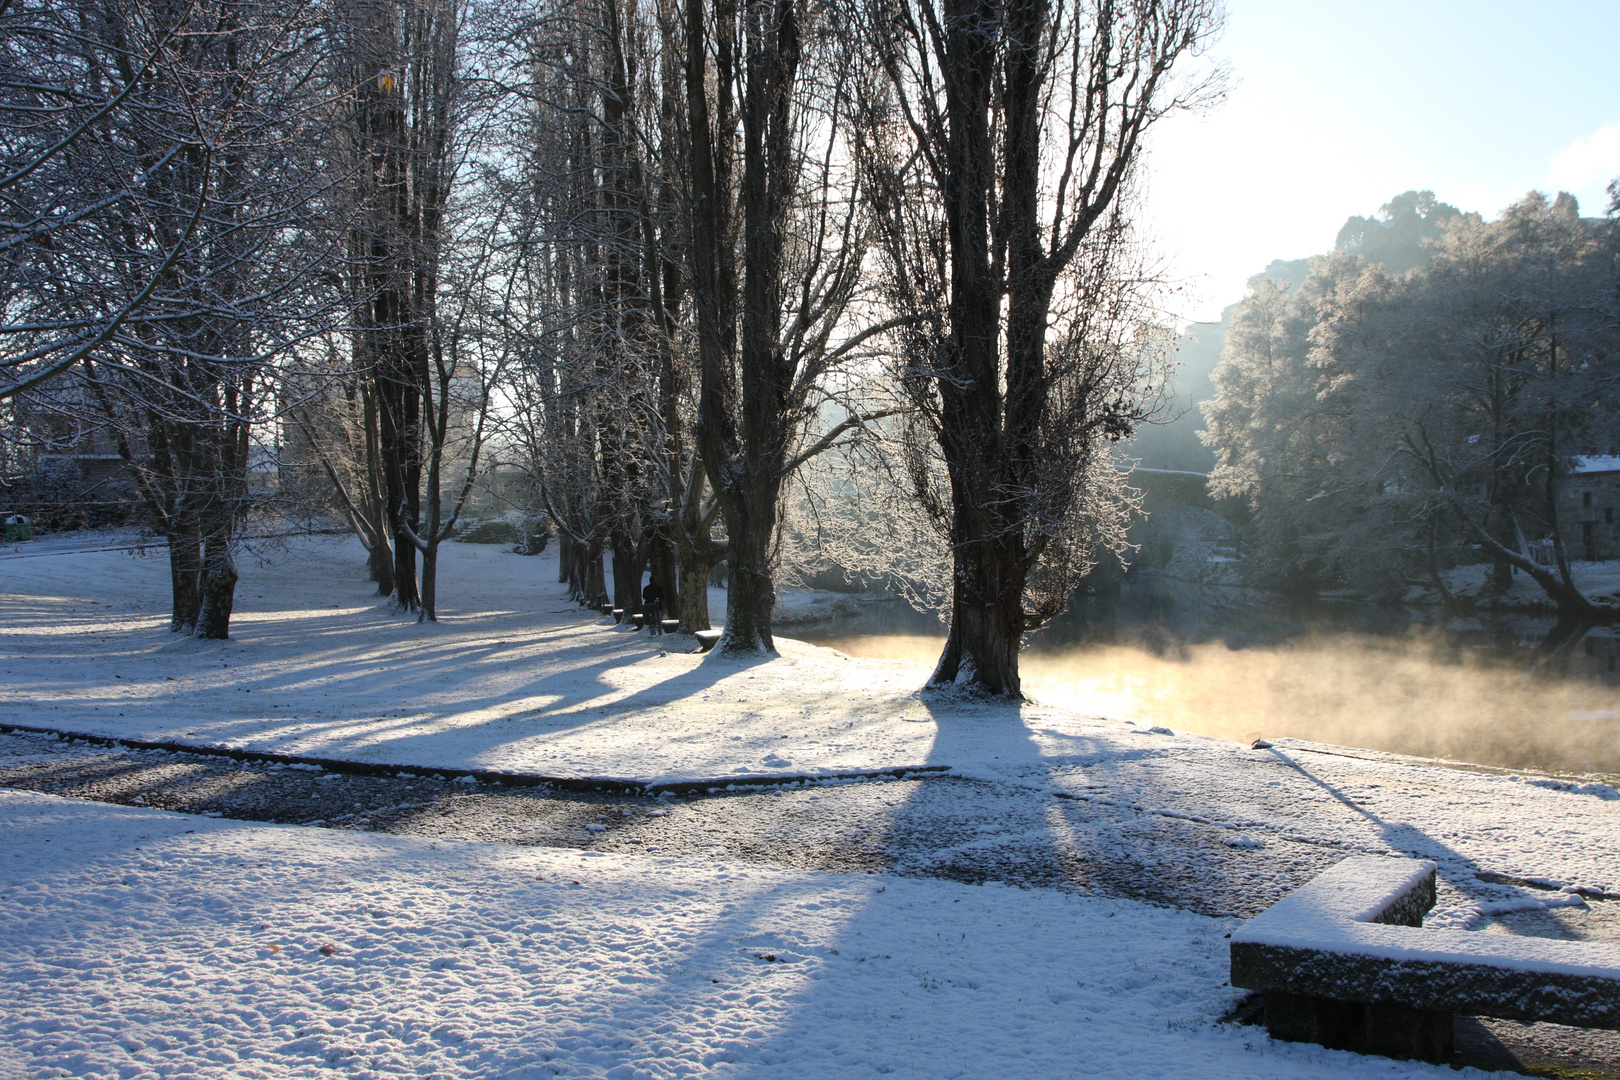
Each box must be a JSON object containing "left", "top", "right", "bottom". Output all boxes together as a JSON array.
[{"left": 1142, "top": 0, "right": 1620, "bottom": 322}]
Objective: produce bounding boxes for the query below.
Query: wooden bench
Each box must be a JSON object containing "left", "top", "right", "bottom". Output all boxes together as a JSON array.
[{"left": 1230, "top": 857, "right": 1620, "bottom": 1062}]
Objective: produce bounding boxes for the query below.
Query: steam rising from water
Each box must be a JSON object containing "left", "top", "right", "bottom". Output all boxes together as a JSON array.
[{"left": 815, "top": 632, "right": 1620, "bottom": 778}]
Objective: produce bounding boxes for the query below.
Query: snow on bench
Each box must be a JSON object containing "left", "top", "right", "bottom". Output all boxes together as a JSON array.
[{"left": 1229, "top": 856, "right": 1620, "bottom": 1062}]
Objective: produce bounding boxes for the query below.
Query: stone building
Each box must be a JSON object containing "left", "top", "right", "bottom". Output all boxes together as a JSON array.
[{"left": 1563, "top": 456, "right": 1620, "bottom": 562}]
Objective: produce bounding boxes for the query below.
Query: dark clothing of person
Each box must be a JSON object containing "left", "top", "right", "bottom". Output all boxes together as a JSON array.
[{"left": 642, "top": 581, "right": 666, "bottom": 635}]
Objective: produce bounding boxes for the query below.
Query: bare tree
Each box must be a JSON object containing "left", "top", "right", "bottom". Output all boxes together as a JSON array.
[
  {"left": 328, "top": 0, "right": 462, "bottom": 616},
  {"left": 683, "top": 0, "right": 896, "bottom": 653},
  {"left": 852, "top": 0, "right": 1218, "bottom": 695},
  {"left": 494, "top": 0, "right": 651, "bottom": 610},
  {"left": 36, "top": 0, "right": 338, "bottom": 637},
  {"left": 0, "top": 0, "right": 194, "bottom": 401},
  {"left": 285, "top": 333, "right": 398, "bottom": 593},
  {"left": 491, "top": 0, "right": 729, "bottom": 631}
]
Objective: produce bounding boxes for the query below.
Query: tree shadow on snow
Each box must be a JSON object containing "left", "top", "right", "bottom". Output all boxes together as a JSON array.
[{"left": 871, "top": 690, "right": 1487, "bottom": 921}]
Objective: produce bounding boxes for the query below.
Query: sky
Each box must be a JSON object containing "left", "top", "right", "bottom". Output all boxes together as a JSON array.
[{"left": 1141, "top": 0, "right": 1620, "bottom": 324}]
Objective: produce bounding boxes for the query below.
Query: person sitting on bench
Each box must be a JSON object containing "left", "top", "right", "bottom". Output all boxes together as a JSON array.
[{"left": 642, "top": 579, "right": 666, "bottom": 636}]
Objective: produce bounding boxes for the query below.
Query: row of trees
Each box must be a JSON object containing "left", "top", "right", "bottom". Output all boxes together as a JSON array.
[
  {"left": 1204, "top": 189, "right": 1620, "bottom": 617},
  {"left": 3, "top": 0, "right": 1220, "bottom": 696}
]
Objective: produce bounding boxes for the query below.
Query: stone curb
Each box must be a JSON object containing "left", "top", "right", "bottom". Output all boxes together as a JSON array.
[{"left": 0, "top": 722, "right": 950, "bottom": 795}]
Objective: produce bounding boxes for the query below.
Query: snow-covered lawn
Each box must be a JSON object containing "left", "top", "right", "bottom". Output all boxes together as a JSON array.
[
  {"left": 0, "top": 533, "right": 942, "bottom": 783},
  {"left": 1, "top": 787, "right": 1480, "bottom": 1080}
]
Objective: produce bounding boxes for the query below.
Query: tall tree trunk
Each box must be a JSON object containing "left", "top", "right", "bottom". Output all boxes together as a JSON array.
[
  {"left": 194, "top": 383, "right": 248, "bottom": 638},
  {"left": 676, "top": 541, "right": 713, "bottom": 631},
  {"left": 393, "top": 373, "right": 423, "bottom": 610},
  {"left": 194, "top": 531, "right": 239, "bottom": 639},
  {"left": 558, "top": 533, "right": 576, "bottom": 587},
  {"left": 674, "top": 525, "right": 726, "bottom": 632},
  {"left": 362, "top": 385, "right": 394, "bottom": 595},
  {"left": 391, "top": 517, "right": 420, "bottom": 608},
  {"left": 723, "top": 484, "right": 780, "bottom": 649},
  {"left": 649, "top": 529, "right": 679, "bottom": 623},
  {"left": 583, "top": 538, "right": 608, "bottom": 603},
  {"left": 570, "top": 540, "right": 589, "bottom": 600},
  {"left": 167, "top": 520, "right": 202, "bottom": 633},
  {"left": 378, "top": 365, "right": 422, "bottom": 612},
  {"left": 420, "top": 545, "right": 438, "bottom": 621},
  {"left": 418, "top": 424, "right": 441, "bottom": 622},
  {"left": 368, "top": 531, "right": 393, "bottom": 591},
  {"left": 930, "top": 529, "right": 1026, "bottom": 696},
  {"left": 610, "top": 531, "right": 641, "bottom": 612}
]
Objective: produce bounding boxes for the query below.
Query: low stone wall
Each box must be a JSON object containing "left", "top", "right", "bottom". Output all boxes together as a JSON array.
[{"left": 1230, "top": 856, "right": 1620, "bottom": 1062}]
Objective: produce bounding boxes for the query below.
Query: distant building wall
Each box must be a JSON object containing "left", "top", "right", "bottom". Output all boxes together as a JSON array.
[{"left": 1561, "top": 458, "right": 1620, "bottom": 562}]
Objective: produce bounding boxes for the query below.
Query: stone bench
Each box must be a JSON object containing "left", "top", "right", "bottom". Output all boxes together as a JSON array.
[
  {"left": 1230, "top": 856, "right": 1620, "bottom": 1062},
  {"left": 693, "top": 629, "right": 722, "bottom": 653}
]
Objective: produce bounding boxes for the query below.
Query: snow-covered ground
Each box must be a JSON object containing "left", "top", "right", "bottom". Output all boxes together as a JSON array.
[
  {"left": 0, "top": 533, "right": 943, "bottom": 783},
  {"left": 2, "top": 533, "right": 1617, "bottom": 894},
  {"left": 4, "top": 533, "right": 1620, "bottom": 1077},
  {"left": 1443, "top": 560, "right": 1620, "bottom": 608},
  {"left": 0, "top": 787, "right": 1519, "bottom": 1080}
]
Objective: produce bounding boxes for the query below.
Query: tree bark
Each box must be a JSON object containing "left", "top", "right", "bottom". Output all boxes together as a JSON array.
[
  {"left": 649, "top": 528, "right": 679, "bottom": 622},
  {"left": 583, "top": 538, "right": 608, "bottom": 603},
  {"left": 362, "top": 385, "right": 394, "bottom": 595},
  {"left": 559, "top": 533, "right": 576, "bottom": 588},
  {"left": 723, "top": 486, "right": 780, "bottom": 649},
  {"left": 930, "top": 530, "right": 1026, "bottom": 696},
  {"left": 167, "top": 522, "right": 202, "bottom": 633},
  {"left": 674, "top": 526, "right": 727, "bottom": 632},
  {"left": 194, "top": 532, "right": 238, "bottom": 639},
  {"left": 610, "top": 531, "right": 642, "bottom": 613},
  {"left": 420, "top": 544, "right": 438, "bottom": 622}
]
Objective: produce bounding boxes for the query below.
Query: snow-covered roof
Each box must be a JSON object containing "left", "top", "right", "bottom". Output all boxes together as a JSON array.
[{"left": 1571, "top": 455, "right": 1620, "bottom": 475}]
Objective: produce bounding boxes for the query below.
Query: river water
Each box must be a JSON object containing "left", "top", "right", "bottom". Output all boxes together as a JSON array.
[{"left": 787, "top": 576, "right": 1620, "bottom": 779}]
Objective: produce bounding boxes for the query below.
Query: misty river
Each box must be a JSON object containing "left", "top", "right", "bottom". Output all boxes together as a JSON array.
[{"left": 788, "top": 576, "right": 1620, "bottom": 780}]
